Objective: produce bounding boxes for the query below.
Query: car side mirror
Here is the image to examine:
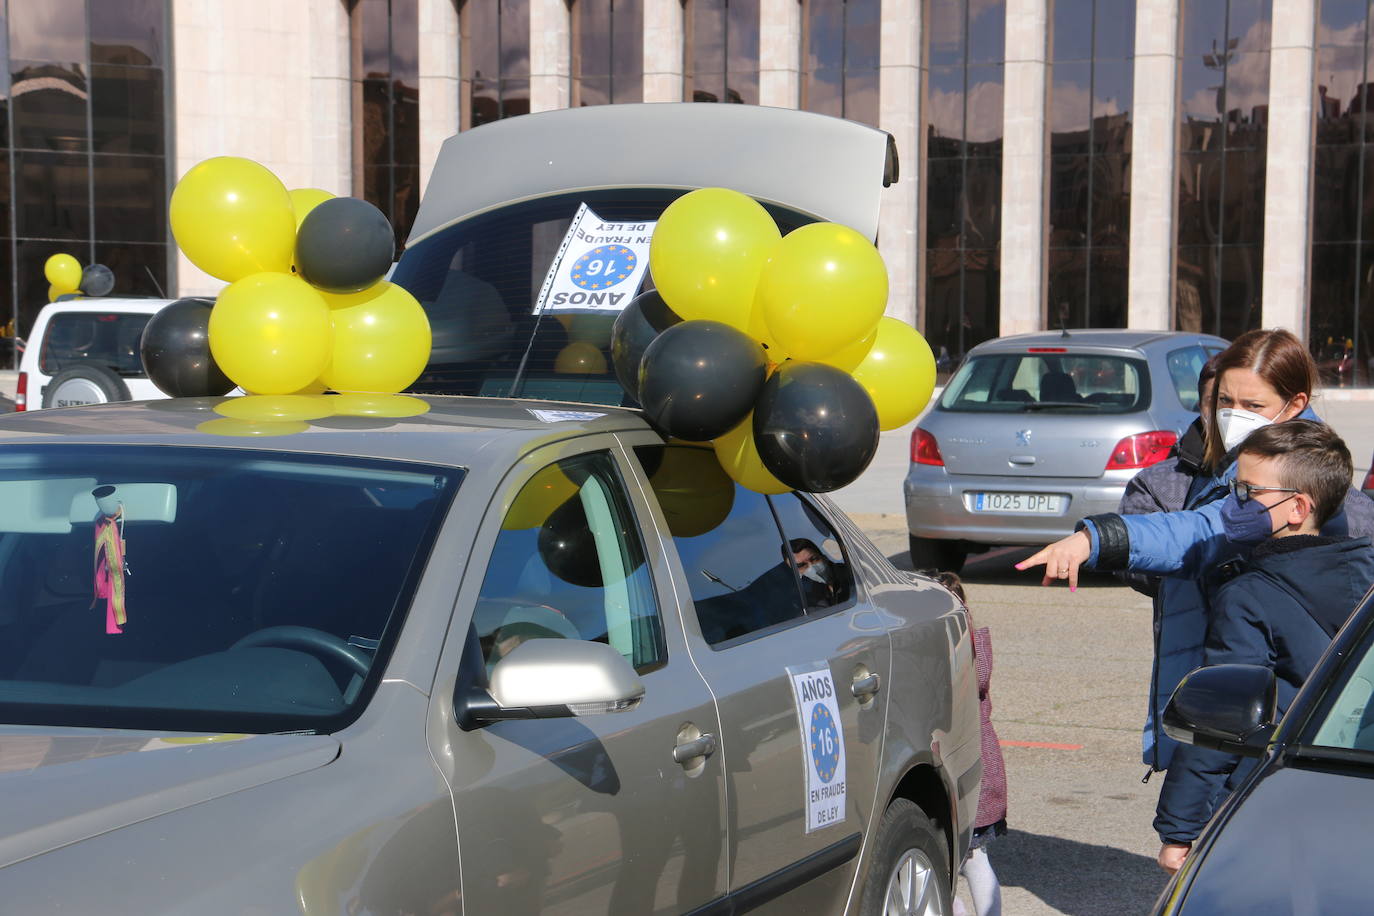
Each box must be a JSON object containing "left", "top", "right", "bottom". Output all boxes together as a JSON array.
[
  {"left": 1162, "top": 664, "right": 1278, "bottom": 758},
  {"left": 456, "top": 638, "right": 644, "bottom": 730}
]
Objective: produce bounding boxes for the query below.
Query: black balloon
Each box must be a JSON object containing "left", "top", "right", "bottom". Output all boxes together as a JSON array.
[
  {"left": 753, "top": 362, "right": 880, "bottom": 493},
  {"left": 610, "top": 289, "right": 681, "bottom": 401},
  {"left": 139, "top": 298, "right": 236, "bottom": 398},
  {"left": 80, "top": 263, "right": 115, "bottom": 297},
  {"left": 537, "top": 496, "right": 604, "bottom": 588},
  {"left": 638, "top": 320, "right": 767, "bottom": 442},
  {"left": 295, "top": 197, "right": 396, "bottom": 293}
]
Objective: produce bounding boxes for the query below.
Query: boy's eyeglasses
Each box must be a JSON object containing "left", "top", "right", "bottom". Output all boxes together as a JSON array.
[{"left": 1229, "top": 479, "right": 1300, "bottom": 505}]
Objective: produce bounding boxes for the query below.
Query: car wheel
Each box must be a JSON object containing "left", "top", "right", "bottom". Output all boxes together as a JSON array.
[
  {"left": 42, "top": 365, "right": 131, "bottom": 409},
  {"left": 909, "top": 536, "right": 968, "bottom": 573},
  {"left": 859, "top": 798, "right": 952, "bottom": 916}
]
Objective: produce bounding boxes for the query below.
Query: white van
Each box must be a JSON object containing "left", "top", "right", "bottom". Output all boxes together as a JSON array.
[{"left": 17, "top": 298, "right": 175, "bottom": 411}]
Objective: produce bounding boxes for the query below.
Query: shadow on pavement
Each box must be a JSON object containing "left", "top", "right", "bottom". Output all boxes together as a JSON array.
[
  {"left": 886, "top": 544, "right": 1124, "bottom": 590},
  {"left": 989, "top": 828, "right": 1168, "bottom": 915}
]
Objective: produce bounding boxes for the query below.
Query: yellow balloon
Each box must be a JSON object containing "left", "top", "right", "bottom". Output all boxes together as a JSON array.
[
  {"left": 47, "top": 284, "right": 60, "bottom": 303},
  {"left": 170, "top": 157, "right": 297, "bottom": 282},
  {"left": 758, "top": 222, "right": 888, "bottom": 360},
  {"left": 818, "top": 329, "right": 877, "bottom": 372},
  {"left": 289, "top": 187, "right": 335, "bottom": 231},
  {"left": 319, "top": 282, "right": 432, "bottom": 393},
  {"left": 45, "top": 253, "right": 82, "bottom": 292},
  {"left": 330, "top": 393, "right": 430, "bottom": 418},
  {"left": 318, "top": 283, "right": 387, "bottom": 310},
  {"left": 648, "top": 188, "right": 781, "bottom": 331},
  {"left": 196, "top": 417, "right": 310, "bottom": 437},
  {"left": 850, "top": 317, "right": 938, "bottom": 431},
  {"left": 502, "top": 463, "right": 579, "bottom": 530},
  {"left": 712, "top": 414, "right": 791, "bottom": 495},
  {"left": 554, "top": 341, "right": 607, "bottom": 375},
  {"left": 214, "top": 394, "right": 335, "bottom": 423},
  {"left": 208, "top": 272, "right": 334, "bottom": 395},
  {"left": 646, "top": 446, "right": 736, "bottom": 538}
]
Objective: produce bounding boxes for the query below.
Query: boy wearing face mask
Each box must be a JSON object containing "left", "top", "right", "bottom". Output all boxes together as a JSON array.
[{"left": 1153, "top": 420, "right": 1374, "bottom": 873}]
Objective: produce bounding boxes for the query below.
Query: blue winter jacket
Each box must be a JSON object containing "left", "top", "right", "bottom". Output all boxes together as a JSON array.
[
  {"left": 1153, "top": 534, "right": 1374, "bottom": 843},
  {"left": 1084, "top": 407, "right": 1374, "bottom": 771}
]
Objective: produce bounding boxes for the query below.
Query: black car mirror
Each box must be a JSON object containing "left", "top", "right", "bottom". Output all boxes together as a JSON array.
[{"left": 1163, "top": 664, "right": 1278, "bottom": 758}]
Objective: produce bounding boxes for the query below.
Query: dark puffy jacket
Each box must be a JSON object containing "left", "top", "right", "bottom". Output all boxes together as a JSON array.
[
  {"left": 1153, "top": 535, "right": 1374, "bottom": 844},
  {"left": 1089, "top": 407, "right": 1374, "bottom": 771}
]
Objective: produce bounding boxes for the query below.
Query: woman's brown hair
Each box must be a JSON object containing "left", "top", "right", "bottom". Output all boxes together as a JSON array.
[{"left": 1203, "top": 328, "right": 1318, "bottom": 468}]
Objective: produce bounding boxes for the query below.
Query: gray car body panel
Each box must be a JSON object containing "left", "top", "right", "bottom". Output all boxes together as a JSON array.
[
  {"left": 409, "top": 103, "right": 893, "bottom": 245},
  {"left": 906, "top": 329, "right": 1228, "bottom": 545}
]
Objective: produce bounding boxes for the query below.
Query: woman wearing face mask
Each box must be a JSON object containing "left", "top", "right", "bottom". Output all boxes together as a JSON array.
[{"left": 1017, "top": 328, "right": 1374, "bottom": 780}]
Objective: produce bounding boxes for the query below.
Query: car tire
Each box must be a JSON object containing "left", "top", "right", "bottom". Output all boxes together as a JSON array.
[
  {"left": 859, "top": 797, "right": 952, "bottom": 916},
  {"left": 909, "top": 536, "right": 968, "bottom": 573},
  {"left": 41, "top": 365, "right": 131, "bottom": 409}
]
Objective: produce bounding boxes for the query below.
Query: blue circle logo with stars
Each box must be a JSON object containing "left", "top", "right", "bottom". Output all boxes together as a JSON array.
[
  {"left": 810, "top": 703, "right": 840, "bottom": 783},
  {"left": 571, "top": 245, "right": 636, "bottom": 290}
]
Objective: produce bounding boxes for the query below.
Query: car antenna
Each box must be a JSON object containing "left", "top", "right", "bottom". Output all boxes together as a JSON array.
[
  {"left": 1060, "top": 323, "right": 1071, "bottom": 339},
  {"left": 144, "top": 266, "right": 167, "bottom": 299}
]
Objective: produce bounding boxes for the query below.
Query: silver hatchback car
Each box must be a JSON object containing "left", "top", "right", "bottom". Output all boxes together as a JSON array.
[{"left": 904, "top": 329, "right": 1228, "bottom": 571}]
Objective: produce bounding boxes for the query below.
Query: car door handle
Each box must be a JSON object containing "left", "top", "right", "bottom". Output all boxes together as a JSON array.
[
  {"left": 673, "top": 732, "right": 718, "bottom": 765},
  {"left": 851, "top": 673, "right": 881, "bottom": 701}
]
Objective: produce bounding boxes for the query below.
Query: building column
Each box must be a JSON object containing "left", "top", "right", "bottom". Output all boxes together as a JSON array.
[
  {"left": 999, "top": 0, "right": 1049, "bottom": 335},
  {"left": 1127, "top": 0, "right": 1181, "bottom": 330},
  {"left": 644, "top": 0, "right": 684, "bottom": 102},
  {"left": 1261, "top": 0, "right": 1318, "bottom": 338},
  {"left": 530, "top": 0, "right": 572, "bottom": 111},
  {"left": 418, "top": 0, "right": 460, "bottom": 197},
  {"left": 172, "top": 0, "right": 349, "bottom": 296},
  {"left": 877, "top": 0, "right": 920, "bottom": 326},
  {"left": 759, "top": 0, "right": 801, "bottom": 108}
]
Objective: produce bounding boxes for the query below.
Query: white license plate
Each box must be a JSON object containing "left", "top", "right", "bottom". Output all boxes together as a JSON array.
[{"left": 972, "top": 492, "right": 1064, "bottom": 514}]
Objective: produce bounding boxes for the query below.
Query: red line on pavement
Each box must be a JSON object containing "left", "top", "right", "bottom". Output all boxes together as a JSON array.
[{"left": 999, "top": 739, "right": 1084, "bottom": 750}]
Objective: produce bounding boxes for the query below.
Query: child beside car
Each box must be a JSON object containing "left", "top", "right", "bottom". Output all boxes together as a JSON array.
[
  {"left": 928, "top": 571, "right": 1006, "bottom": 916},
  {"left": 1154, "top": 420, "right": 1374, "bottom": 873}
]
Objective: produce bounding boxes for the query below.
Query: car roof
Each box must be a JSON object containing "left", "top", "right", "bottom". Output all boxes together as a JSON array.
[
  {"left": 37, "top": 298, "right": 178, "bottom": 317},
  {"left": 0, "top": 396, "right": 657, "bottom": 469},
  {"left": 411, "top": 103, "right": 895, "bottom": 245},
  {"left": 970, "top": 328, "right": 1228, "bottom": 354}
]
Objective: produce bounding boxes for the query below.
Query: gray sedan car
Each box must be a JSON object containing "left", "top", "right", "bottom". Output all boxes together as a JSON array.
[
  {"left": 0, "top": 398, "right": 979, "bottom": 914},
  {"left": 904, "top": 330, "right": 1228, "bottom": 571}
]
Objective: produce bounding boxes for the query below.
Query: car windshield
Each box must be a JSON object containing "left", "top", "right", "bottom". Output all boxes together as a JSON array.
[
  {"left": 391, "top": 189, "right": 817, "bottom": 405},
  {"left": 40, "top": 312, "right": 151, "bottom": 378},
  {"left": 939, "top": 352, "right": 1150, "bottom": 413},
  {"left": 0, "top": 446, "right": 459, "bottom": 734}
]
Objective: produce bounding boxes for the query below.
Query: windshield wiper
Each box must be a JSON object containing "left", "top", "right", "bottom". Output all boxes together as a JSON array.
[{"left": 1021, "top": 402, "right": 1101, "bottom": 411}]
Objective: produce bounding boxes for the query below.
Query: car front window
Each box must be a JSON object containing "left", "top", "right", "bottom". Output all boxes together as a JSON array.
[
  {"left": 1306, "top": 614, "right": 1374, "bottom": 752},
  {"left": 0, "top": 446, "right": 459, "bottom": 734},
  {"left": 390, "top": 189, "right": 816, "bottom": 405},
  {"left": 939, "top": 352, "right": 1150, "bottom": 413}
]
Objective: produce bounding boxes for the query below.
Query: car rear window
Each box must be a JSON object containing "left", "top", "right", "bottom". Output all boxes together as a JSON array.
[
  {"left": 39, "top": 312, "right": 151, "bottom": 378},
  {"left": 390, "top": 189, "right": 817, "bottom": 406},
  {"left": 939, "top": 352, "right": 1151, "bottom": 413}
]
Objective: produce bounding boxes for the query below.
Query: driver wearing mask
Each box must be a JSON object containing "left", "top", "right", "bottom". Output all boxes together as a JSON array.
[{"left": 789, "top": 539, "right": 845, "bottom": 609}]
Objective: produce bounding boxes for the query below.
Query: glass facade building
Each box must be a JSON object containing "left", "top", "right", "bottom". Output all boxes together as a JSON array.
[
  {"left": 1047, "top": 0, "right": 1135, "bottom": 331},
  {"left": 3, "top": 0, "right": 172, "bottom": 342},
  {"left": 924, "top": 0, "right": 1004, "bottom": 369},
  {"left": 1, "top": 0, "right": 1368, "bottom": 383},
  {"left": 1175, "top": 0, "right": 1271, "bottom": 341}
]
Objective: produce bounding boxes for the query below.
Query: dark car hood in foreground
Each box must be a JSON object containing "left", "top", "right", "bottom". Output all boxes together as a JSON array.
[
  {"left": 0, "top": 729, "right": 340, "bottom": 869},
  {"left": 1171, "top": 764, "right": 1374, "bottom": 913}
]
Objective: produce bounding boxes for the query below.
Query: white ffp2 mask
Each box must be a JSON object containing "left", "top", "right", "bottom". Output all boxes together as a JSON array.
[{"left": 1217, "top": 399, "right": 1291, "bottom": 452}]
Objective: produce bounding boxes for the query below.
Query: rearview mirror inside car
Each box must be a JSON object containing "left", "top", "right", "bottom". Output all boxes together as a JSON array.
[
  {"left": 1163, "top": 664, "right": 1277, "bottom": 758},
  {"left": 456, "top": 638, "right": 645, "bottom": 729}
]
